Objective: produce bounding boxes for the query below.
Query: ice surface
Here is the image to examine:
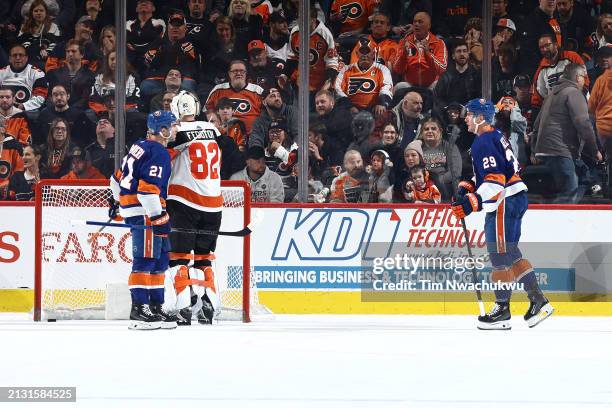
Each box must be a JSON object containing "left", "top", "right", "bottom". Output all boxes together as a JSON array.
[{"left": 1, "top": 314, "right": 611, "bottom": 408}]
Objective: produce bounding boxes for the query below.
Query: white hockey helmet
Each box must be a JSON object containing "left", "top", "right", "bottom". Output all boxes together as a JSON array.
[{"left": 171, "top": 90, "right": 201, "bottom": 119}]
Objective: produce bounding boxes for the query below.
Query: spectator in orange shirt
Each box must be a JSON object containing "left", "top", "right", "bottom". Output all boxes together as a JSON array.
[
  {"left": 349, "top": 12, "right": 399, "bottom": 69},
  {"left": 0, "top": 116, "right": 24, "bottom": 199},
  {"left": 335, "top": 39, "right": 393, "bottom": 118},
  {"left": 60, "top": 146, "right": 105, "bottom": 180},
  {"left": 392, "top": 11, "right": 447, "bottom": 90},
  {"left": 404, "top": 165, "right": 441, "bottom": 203}
]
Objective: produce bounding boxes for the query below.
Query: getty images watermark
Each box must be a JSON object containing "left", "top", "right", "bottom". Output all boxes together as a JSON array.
[{"left": 368, "top": 253, "right": 525, "bottom": 292}]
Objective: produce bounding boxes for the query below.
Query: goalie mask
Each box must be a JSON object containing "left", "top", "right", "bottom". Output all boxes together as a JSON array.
[{"left": 171, "top": 90, "right": 201, "bottom": 119}]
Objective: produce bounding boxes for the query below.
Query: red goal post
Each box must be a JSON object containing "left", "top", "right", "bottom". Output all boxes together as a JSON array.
[{"left": 34, "top": 179, "right": 255, "bottom": 322}]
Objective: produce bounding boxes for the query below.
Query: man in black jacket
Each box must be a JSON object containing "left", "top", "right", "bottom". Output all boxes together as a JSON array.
[
  {"left": 434, "top": 40, "right": 481, "bottom": 108},
  {"left": 249, "top": 87, "right": 298, "bottom": 149},
  {"left": 311, "top": 89, "right": 354, "bottom": 148},
  {"left": 519, "top": 0, "right": 563, "bottom": 76}
]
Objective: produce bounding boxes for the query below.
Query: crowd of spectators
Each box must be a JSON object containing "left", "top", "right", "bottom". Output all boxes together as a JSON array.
[{"left": 0, "top": 0, "right": 609, "bottom": 204}]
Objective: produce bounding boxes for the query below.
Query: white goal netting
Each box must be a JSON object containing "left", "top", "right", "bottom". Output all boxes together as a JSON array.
[{"left": 35, "top": 180, "right": 266, "bottom": 322}]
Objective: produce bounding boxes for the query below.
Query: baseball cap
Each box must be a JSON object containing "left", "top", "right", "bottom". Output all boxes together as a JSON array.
[
  {"left": 69, "top": 146, "right": 91, "bottom": 161},
  {"left": 269, "top": 118, "right": 288, "bottom": 132},
  {"left": 247, "top": 146, "right": 265, "bottom": 160},
  {"left": 248, "top": 40, "right": 266, "bottom": 53},
  {"left": 357, "top": 36, "right": 372, "bottom": 54},
  {"left": 596, "top": 44, "right": 612, "bottom": 59},
  {"left": 496, "top": 18, "right": 516, "bottom": 32},
  {"left": 76, "top": 15, "right": 95, "bottom": 27},
  {"left": 513, "top": 74, "right": 531, "bottom": 88},
  {"left": 269, "top": 11, "right": 287, "bottom": 24},
  {"left": 168, "top": 10, "right": 186, "bottom": 26}
]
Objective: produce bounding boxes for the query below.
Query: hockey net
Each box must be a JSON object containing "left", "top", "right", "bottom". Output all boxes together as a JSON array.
[{"left": 34, "top": 179, "right": 266, "bottom": 322}]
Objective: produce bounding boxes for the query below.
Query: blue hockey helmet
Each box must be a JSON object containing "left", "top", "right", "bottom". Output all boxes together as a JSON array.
[
  {"left": 465, "top": 98, "right": 496, "bottom": 123},
  {"left": 147, "top": 110, "right": 177, "bottom": 137}
]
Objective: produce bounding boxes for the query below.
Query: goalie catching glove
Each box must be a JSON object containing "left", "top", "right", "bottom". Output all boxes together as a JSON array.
[
  {"left": 451, "top": 193, "right": 482, "bottom": 219},
  {"left": 150, "top": 212, "right": 170, "bottom": 236}
]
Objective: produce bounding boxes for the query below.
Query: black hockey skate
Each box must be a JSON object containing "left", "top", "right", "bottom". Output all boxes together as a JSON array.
[
  {"left": 477, "top": 302, "right": 511, "bottom": 330},
  {"left": 176, "top": 307, "right": 192, "bottom": 326},
  {"left": 197, "top": 294, "right": 214, "bottom": 325},
  {"left": 150, "top": 303, "right": 178, "bottom": 329},
  {"left": 524, "top": 297, "right": 554, "bottom": 328},
  {"left": 129, "top": 304, "right": 161, "bottom": 330}
]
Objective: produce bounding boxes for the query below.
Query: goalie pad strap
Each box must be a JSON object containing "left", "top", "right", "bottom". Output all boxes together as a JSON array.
[
  {"left": 193, "top": 253, "right": 216, "bottom": 261},
  {"left": 511, "top": 259, "right": 534, "bottom": 280},
  {"left": 491, "top": 268, "right": 513, "bottom": 283}
]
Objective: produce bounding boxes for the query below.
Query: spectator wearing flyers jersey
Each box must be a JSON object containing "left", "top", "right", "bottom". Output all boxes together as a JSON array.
[
  {"left": 0, "top": 116, "right": 24, "bottom": 199},
  {"left": 281, "top": 6, "right": 339, "bottom": 94},
  {"left": 329, "top": 0, "right": 379, "bottom": 36},
  {"left": 263, "top": 11, "right": 290, "bottom": 63},
  {"left": 0, "top": 44, "right": 48, "bottom": 112},
  {"left": 531, "top": 33, "right": 587, "bottom": 109},
  {"left": 205, "top": 60, "right": 263, "bottom": 133},
  {"left": 392, "top": 11, "right": 447, "bottom": 90},
  {"left": 335, "top": 39, "right": 393, "bottom": 118}
]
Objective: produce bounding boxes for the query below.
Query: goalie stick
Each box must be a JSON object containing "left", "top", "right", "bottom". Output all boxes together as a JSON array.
[{"left": 71, "top": 211, "right": 264, "bottom": 238}]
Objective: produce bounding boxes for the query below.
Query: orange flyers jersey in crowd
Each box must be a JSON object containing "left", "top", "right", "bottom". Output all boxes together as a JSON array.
[
  {"left": 349, "top": 36, "right": 399, "bottom": 66},
  {"left": 392, "top": 32, "right": 447, "bottom": 88},
  {"left": 531, "top": 50, "right": 588, "bottom": 108},
  {"left": 287, "top": 20, "right": 339, "bottom": 91},
  {"left": 251, "top": 0, "right": 273, "bottom": 24},
  {"left": 330, "top": 0, "right": 380, "bottom": 34},
  {"left": 205, "top": 83, "right": 263, "bottom": 133},
  {"left": 0, "top": 136, "right": 24, "bottom": 195},
  {"left": 410, "top": 182, "right": 441, "bottom": 203},
  {"left": 4, "top": 111, "right": 32, "bottom": 146},
  {"left": 335, "top": 62, "right": 393, "bottom": 109},
  {"left": 167, "top": 121, "right": 223, "bottom": 213}
]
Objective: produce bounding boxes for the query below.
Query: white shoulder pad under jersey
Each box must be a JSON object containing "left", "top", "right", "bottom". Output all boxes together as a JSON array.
[{"left": 168, "top": 121, "right": 223, "bottom": 212}]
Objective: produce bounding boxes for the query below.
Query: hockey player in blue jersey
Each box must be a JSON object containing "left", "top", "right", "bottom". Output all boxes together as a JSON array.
[
  {"left": 110, "top": 110, "right": 178, "bottom": 330},
  {"left": 451, "top": 99, "right": 554, "bottom": 330}
]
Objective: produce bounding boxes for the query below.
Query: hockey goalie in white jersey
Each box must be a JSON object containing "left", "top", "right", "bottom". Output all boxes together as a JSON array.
[{"left": 162, "top": 91, "right": 223, "bottom": 325}]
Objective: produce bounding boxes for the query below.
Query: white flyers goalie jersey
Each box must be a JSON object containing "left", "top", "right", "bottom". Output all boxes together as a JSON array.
[{"left": 168, "top": 121, "right": 223, "bottom": 212}]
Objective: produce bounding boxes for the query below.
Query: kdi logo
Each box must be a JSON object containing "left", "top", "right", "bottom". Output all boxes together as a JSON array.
[{"left": 271, "top": 209, "right": 400, "bottom": 261}]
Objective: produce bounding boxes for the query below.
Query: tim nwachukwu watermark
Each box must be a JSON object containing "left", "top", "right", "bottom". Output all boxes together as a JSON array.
[{"left": 367, "top": 253, "right": 525, "bottom": 292}]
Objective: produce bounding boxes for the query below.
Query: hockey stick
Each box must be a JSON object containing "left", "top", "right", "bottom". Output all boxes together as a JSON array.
[
  {"left": 86, "top": 217, "right": 112, "bottom": 245},
  {"left": 459, "top": 217, "right": 485, "bottom": 316},
  {"left": 71, "top": 210, "right": 264, "bottom": 238}
]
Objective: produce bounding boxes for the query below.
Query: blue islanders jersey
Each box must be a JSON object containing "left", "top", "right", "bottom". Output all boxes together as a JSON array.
[
  {"left": 471, "top": 129, "right": 527, "bottom": 212},
  {"left": 111, "top": 139, "right": 171, "bottom": 218}
]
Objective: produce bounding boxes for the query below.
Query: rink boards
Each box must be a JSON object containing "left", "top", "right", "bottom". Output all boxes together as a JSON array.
[{"left": 2, "top": 202, "right": 612, "bottom": 315}]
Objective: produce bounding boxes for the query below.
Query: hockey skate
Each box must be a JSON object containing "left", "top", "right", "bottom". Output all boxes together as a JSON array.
[
  {"left": 197, "top": 294, "right": 214, "bottom": 325},
  {"left": 176, "top": 307, "right": 192, "bottom": 326},
  {"left": 477, "top": 302, "right": 511, "bottom": 330},
  {"left": 150, "top": 303, "right": 178, "bottom": 329},
  {"left": 128, "top": 304, "right": 162, "bottom": 330},
  {"left": 524, "top": 297, "right": 554, "bottom": 328}
]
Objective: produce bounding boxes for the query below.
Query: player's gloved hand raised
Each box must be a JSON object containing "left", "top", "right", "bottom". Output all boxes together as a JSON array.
[
  {"left": 150, "top": 212, "right": 171, "bottom": 236},
  {"left": 456, "top": 180, "right": 475, "bottom": 198},
  {"left": 451, "top": 193, "right": 482, "bottom": 219},
  {"left": 107, "top": 198, "right": 122, "bottom": 221}
]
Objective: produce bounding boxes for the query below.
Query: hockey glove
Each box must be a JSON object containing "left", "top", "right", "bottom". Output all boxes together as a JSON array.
[
  {"left": 150, "top": 212, "right": 171, "bottom": 236},
  {"left": 457, "top": 180, "right": 476, "bottom": 198},
  {"left": 451, "top": 193, "right": 482, "bottom": 219},
  {"left": 107, "top": 198, "right": 122, "bottom": 221}
]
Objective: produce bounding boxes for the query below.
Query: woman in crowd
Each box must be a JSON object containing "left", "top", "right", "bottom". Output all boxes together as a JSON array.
[
  {"left": 7, "top": 144, "right": 42, "bottom": 201},
  {"left": 418, "top": 116, "right": 462, "bottom": 201},
  {"left": 205, "top": 17, "right": 244, "bottom": 86},
  {"left": 228, "top": 0, "right": 263, "bottom": 55},
  {"left": 98, "top": 25, "right": 115, "bottom": 58},
  {"left": 381, "top": 123, "right": 403, "bottom": 169},
  {"left": 40, "top": 118, "right": 74, "bottom": 179},
  {"left": 89, "top": 50, "right": 140, "bottom": 114},
  {"left": 17, "top": 0, "right": 61, "bottom": 69},
  {"left": 394, "top": 140, "right": 428, "bottom": 202}
]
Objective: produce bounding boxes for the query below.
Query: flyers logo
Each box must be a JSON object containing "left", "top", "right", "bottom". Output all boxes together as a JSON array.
[
  {"left": 546, "top": 71, "right": 563, "bottom": 89},
  {"left": 348, "top": 77, "right": 376, "bottom": 94},
  {"left": 339, "top": 2, "right": 363, "bottom": 21},
  {"left": 310, "top": 49, "right": 320, "bottom": 66},
  {"left": 0, "top": 160, "right": 11, "bottom": 179},
  {"left": 229, "top": 98, "right": 252, "bottom": 114},
  {"left": 11, "top": 86, "right": 31, "bottom": 105}
]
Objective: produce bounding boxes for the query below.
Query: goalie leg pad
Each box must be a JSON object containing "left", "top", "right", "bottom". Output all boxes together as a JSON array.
[
  {"left": 511, "top": 259, "right": 534, "bottom": 281},
  {"left": 162, "top": 265, "right": 192, "bottom": 312}
]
